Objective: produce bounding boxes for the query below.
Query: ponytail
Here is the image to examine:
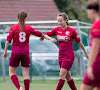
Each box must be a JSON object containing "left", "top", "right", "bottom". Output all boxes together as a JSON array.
[{"left": 17, "top": 10, "right": 27, "bottom": 31}]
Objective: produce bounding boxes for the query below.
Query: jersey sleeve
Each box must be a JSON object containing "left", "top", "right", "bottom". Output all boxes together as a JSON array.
[
  {"left": 72, "top": 29, "right": 81, "bottom": 43},
  {"left": 91, "top": 29, "right": 100, "bottom": 38},
  {"left": 7, "top": 26, "right": 14, "bottom": 43},
  {"left": 44, "top": 28, "right": 57, "bottom": 36},
  {"left": 30, "top": 26, "right": 42, "bottom": 37},
  {"left": 91, "top": 21, "right": 100, "bottom": 38}
]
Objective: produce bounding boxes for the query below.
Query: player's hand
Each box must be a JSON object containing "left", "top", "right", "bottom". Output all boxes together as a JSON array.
[
  {"left": 50, "top": 38, "right": 57, "bottom": 43},
  {"left": 39, "top": 35, "right": 44, "bottom": 41},
  {"left": 87, "top": 66, "right": 94, "bottom": 80},
  {"left": 3, "top": 52, "right": 7, "bottom": 60}
]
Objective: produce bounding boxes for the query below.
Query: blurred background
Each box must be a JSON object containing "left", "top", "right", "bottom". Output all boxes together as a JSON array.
[
  {"left": 0, "top": 0, "right": 91, "bottom": 90},
  {"left": 0, "top": 0, "right": 89, "bottom": 22}
]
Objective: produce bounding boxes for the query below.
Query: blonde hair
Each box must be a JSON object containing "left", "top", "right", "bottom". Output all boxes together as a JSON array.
[
  {"left": 57, "top": 13, "right": 69, "bottom": 26},
  {"left": 17, "top": 10, "right": 27, "bottom": 31}
]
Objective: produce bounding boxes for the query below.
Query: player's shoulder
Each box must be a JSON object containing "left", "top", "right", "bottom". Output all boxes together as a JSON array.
[
  {"left": 56, "top": 27, "right": 60, "bottom": 29},
  {"left": 92, "top": 19, "right": 100, "bottom": 29},
  {"left": 54, "top": 27, "right": 60, "bottom": 30},
  {"left": 25, "top": 24, "right": 30, "bottom": 28},
  {"left": 10, "top": 24, "right": 18, "bottom": 31},
  {"left": 68, "top": 26, "right": 76, "bottom": 32},
  {"left": 11, "top": 24, "right": 18, "bottom": 28},
  {"left": 56, "top": 27, "right": 65, "bottom": 31},
  {"left": 25, "top": 24, "right": 34, "bottom": 30},
  {"left": 95, "top": 19, "right": 100, "bottom": 26},
  {"left": 51, "top": 27, "right": 60, "bottom": 32}
]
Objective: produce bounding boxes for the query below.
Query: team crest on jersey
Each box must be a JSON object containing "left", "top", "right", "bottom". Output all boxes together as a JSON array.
[{"left": 66, "top": 31, "right": 69, "bottom": 35}]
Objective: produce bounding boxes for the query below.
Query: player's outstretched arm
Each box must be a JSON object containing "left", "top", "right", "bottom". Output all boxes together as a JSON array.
[
  {"left": 78, "top": 41, "right": 89, "bottom": 59},
  {"left": 44, "top": 34, "right": 57, "bottom": 43},
  {"left": 3, "top": 41, "right": 9, "bottom": 60}
]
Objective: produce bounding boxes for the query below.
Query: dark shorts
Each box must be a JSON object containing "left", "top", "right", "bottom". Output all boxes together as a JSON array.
[
  {"left": 83, "top": 70, "right": 100, "bottom": 87},
  {"left": 9, "top": 53, "right": 30, "bottom": 67},
  {"left": 59, "top": 56, "right": 74, "bottom": 71}
]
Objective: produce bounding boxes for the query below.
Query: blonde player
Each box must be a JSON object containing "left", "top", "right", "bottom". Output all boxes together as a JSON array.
[{"left": 40, "top": 13, "right": 88, "bottom": 90}]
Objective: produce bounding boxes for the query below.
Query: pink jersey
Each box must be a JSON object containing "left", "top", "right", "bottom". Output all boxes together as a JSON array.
[
  {"left": 7, "top": 23, "right": 42, "bottom": 55},
  {"left": 44, "top": 27, "right": 81, "bottom": 61},
  {"left": 89, "top": 19, "right": 100, "bottom": 71}
]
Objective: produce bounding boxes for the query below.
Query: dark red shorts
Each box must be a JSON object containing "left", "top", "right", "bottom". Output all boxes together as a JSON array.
[
  {"left": 9, "top": 53, "right": 30, "bottom": 67},
  {"left": 83, "top": 55, "right": 100, "bottom": 87},
  {"left": 59, "top": 56, "right": 74, "bottom": 71},
  {"left": 83, "top": 70, "right": 100, "bottom": 87}
]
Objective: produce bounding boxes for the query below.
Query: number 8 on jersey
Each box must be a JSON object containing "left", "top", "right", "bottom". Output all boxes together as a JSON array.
[{"left": 19, "top": 32, "right": 26, "bottom": 42}]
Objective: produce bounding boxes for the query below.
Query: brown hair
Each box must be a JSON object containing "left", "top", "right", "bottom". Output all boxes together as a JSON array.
[
  {"left": 87, "top": 0, "right": 99, "bottom": 12},
  {"left": 57, "top": 13, "right": 69, "bottom": 26},
  {"left": 17, "top": 10, "right": 27, "bottom": 31}
]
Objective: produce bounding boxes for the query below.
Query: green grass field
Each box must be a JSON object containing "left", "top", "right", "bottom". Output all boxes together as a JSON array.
[{"left": 0, "top": 80, "right": 82, "bottom": 90}]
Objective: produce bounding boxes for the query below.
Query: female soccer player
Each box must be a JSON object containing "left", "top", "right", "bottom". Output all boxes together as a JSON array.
[
  {"left": 80, "top": 0, "right": 100, "bottom": 90},
  {"left": 40, "top": 13, "right": 88, "bottom": 90},
  {"left": 3, "top": 10, "right": 43, "bottom": 90}
]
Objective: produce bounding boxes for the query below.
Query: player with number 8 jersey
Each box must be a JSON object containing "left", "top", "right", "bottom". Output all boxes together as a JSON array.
[
  {"left": 7, "top": 23, "right": 42, "bottom": 55},
  {"left": 3, "top": 10, "right": 43, "bottom": 90}
]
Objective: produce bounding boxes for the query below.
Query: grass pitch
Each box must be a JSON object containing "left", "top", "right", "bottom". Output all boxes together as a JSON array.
[{"left": 0, "top": 80, "right": 82, "bottom": 90}]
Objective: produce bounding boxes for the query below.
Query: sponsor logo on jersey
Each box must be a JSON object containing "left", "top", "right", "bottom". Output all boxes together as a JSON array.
[
  {"left": 57, "top": 31, "right": 62, "bottom": 33},
  {"left": 57, "top": 35, "right": 70, "bottom": 42}
]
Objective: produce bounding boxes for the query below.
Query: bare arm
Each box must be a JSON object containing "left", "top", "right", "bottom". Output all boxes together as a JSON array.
[
  {"left": 78, "top": 41, "right": 88, "bottom": 59},
  {"left": 4, "top": 41, "right": 9, "bottom": 52},
  {"left": 44, "top": 34, "right": 57, "bottom": 43},
  {"left": 3, "top": 41, "right": 9, "bottom": 59},
  {"left": 87, "top": 38, "right": 100, "bottom": 80},
  {"left": 44, "top": 34, "right": 53, "bottom": 40},
  {"left": 88, "top": 38, "right": 100, "bottom": 66}
]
